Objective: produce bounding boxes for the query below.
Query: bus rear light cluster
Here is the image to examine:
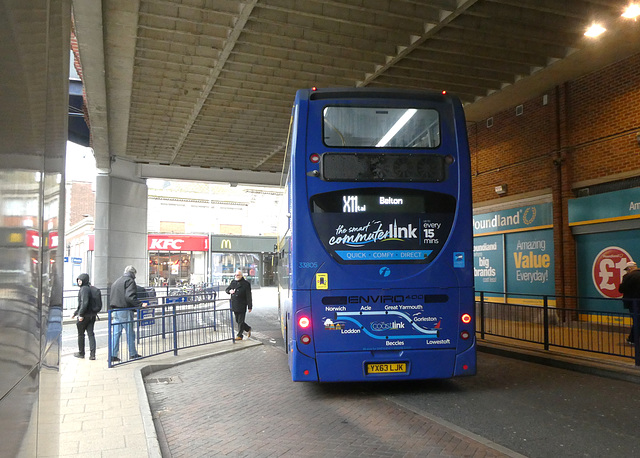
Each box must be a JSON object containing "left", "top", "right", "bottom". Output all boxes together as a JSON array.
[
  {"left": 298, "top": 316, "right": 310, "bottom": 328},
  {"left": 300, "top": 334, "right": 311, "bottom": 345},
  {"left": 461, "top": 313, "right": 472, "bottom": 324},
  {"left": 460, "top": 330, "right": 471, "bottom": 340}
]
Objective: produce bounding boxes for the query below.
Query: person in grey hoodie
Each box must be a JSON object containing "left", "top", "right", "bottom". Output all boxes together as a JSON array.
[{"left": 109, "top": 265, "right": 142, "bottom": 362}]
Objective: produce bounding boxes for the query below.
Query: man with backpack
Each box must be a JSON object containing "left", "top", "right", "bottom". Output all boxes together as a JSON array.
[{"left": 72, "top": 273, "right": 101, "bottom": 360}]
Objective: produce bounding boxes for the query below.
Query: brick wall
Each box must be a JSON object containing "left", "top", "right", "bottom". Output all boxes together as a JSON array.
[
  {"left": 68, "top": 182, "right": 95, "bottom": 227},
  {"left": 567, "top": 53, "right": 640, "bottom": 182},
  {"left": 70, "top": 25, "right": 91, "bottom": 135},
  {"left": 468, "top": 52, "right": 640, "bottom": 302},
  {"left": 470, "top": 53, "right": 640, "bottom": 201},
  {"left": 470, "top": 92, "right": 558, "bottom": 202}
]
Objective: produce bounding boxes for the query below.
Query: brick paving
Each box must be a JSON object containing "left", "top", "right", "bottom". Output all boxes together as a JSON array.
[{"left": 144, "top": 344, "right": 519, "bottom": 457}]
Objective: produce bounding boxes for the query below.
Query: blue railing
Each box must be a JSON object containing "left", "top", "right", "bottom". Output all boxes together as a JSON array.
[
  {"left": 476, "top": 291, "right": 640, "bottom": 366},
  {"left": 108, "top": 290, "right": 235, "bottom": 367}
]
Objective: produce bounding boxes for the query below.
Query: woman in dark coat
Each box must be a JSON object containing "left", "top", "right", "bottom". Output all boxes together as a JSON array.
[{"left": 225, "top": 270, "right": 253, "bottom": 340}]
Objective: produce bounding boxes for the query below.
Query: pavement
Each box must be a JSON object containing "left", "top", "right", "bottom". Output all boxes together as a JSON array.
[
  {"left": 53, "top": 339, "right": 261, "bottom": 457},
  {"left": 52, "top": 341, "right": 640, "bottom": 458},
  {"left": 52, "top": 291, "right": 640, "bottom": 458}
]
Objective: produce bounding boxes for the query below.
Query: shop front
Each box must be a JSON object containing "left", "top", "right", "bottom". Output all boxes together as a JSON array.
[
  {"left": 210, "top": 235, "right": 276, "bottom": 288},
  {"left": 473, "top": 202, "right": 555, "bottom": 305},
  {"left": 569, "top": 187, "right": 640, "bottom": 313},
  {"left": 148, "top": 234, "right": 209, "bottom": 286}
]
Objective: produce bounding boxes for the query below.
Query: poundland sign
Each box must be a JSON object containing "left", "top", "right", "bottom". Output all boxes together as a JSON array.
[
  {"left": 473, "top": 203, "right": 552, "bottom": 236},
  {"left": 568, "top": 188, "right": 640, "bottom": 226}
]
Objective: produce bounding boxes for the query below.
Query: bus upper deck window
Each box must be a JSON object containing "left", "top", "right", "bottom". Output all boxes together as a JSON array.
[{"left": 323, "top": 106, "right": 440, "bottom": 148}]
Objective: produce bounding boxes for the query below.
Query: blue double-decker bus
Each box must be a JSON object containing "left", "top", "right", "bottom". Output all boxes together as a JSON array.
[{"left": 277, "top": 88, "right": 475, "bottom": 382}]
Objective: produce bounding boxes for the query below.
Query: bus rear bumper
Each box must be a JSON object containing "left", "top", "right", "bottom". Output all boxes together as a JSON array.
[
  {"left": 311, "top": 347, "right": 475, "bottom": 382},
  {"left": 453, "top": 340, "right": 477, "bottom": 376},
  {"left": 291, "top": 351, "right": 320, "bottom": 381}
]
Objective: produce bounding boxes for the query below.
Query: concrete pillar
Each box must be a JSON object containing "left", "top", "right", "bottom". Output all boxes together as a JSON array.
[{"left": 94, "top": 157, "right": 148, "bottom": 292}]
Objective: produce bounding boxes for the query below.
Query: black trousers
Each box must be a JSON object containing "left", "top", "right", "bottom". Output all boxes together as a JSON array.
[
  {"left": 629, "top": 302, "right": 639, "bottom": 343},
  {"left": 234, "top": 311, "right": 251, "bottom": 337},
  {"left": 77, "top": 315, "right": 97, "bottom": 356}
]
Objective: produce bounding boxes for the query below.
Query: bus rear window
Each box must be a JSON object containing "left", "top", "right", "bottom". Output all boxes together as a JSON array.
[{"left": 323, "top": 106, "right": 440, "bottom": 148}]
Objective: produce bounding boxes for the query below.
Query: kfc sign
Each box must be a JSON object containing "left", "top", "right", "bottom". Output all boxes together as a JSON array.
[
  {"left": 26, "top": 229, "right": 40, "bottom": 248},
  {"left": 48, "top": 231, "right": 58, "bottom": 249},
  {"left": 148, "top": 235, "right": 208, "bottom": 252}
]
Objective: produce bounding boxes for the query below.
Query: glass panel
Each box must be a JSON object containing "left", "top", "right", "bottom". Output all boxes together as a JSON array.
[
  {"left": 323, "top": 107, "right": 440, "bottom": 148},
  {"left": 211, "top": 253, "right": 261, "bottom": 287},
  {"left": 310, "top": 188, "right": 456, "bottom": 265}
]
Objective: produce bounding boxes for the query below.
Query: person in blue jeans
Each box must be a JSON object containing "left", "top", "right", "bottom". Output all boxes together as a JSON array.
[{"left": 109, "top": 265, "right": 142, "bottom": 362}]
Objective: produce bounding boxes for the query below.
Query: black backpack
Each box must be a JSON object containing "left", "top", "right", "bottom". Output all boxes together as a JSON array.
[{"left": 89, "top": 285, "right": 103, "bottom": 314}]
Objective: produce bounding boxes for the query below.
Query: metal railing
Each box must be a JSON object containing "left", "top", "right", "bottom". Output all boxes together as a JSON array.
[
  {"left": 108, "top": 292, "right": 235, "bottom": 367},
  {"left": 477, "top": 291, "right": 639, "bottom": 366}
]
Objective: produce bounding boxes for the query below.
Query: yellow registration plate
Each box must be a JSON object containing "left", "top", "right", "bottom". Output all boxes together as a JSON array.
[{"left": 366, "top": 362, "right": 407, "bottom": 374}]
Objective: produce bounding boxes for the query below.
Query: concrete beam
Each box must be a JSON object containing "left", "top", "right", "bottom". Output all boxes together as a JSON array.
[{"left": 139, "top": 163, "right": 283, "bottom": 188}]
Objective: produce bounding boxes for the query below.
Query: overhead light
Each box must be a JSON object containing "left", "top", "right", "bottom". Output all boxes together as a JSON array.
[
  {"left": 376, "top": 109, "right": 417, "bottom": 147},
  {"left": 622, "top": 4, "right": 640, "bottom": 19},
  {"left": 584, "top": 23, "right": 606, "bottom": 37}
]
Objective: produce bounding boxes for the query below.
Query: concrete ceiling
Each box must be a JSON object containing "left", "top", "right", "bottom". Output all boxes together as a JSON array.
[{"left": 72, "top": 0, "right": 640, "bottom": 186}]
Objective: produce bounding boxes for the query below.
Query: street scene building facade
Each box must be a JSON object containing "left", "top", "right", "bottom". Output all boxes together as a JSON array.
[{"left": 65, "top": 179, "right": 281, "bottom": 291}]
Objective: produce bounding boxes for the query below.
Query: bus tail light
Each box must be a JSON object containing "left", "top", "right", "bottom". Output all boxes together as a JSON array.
[
  {"left": 298, "top": 316, "right": 311, "bottom": 328},
  {"left": 461, "top": 313, "right": 472, "bottom": 324},
  {"left": 300, "top": 334, "right": 311, "bottom": 345},
  {"left": 460, "top": 330, "right": 470, "bottom": 340}
]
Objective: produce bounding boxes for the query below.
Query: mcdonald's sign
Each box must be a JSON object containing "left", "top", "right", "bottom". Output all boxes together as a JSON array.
[{"left": 220, "top": 239, "right": 232, "bottom": 250}]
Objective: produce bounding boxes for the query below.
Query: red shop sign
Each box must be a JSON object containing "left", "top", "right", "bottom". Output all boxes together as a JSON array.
[{"left": 148, "top": 234, "right": 209, "bottom": 252}]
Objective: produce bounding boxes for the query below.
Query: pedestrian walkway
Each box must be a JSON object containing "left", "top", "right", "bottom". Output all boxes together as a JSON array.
[
  {"left": 53, "top": 339, "right": 259, "bottom": 457},
  {"left": 53, "top": 336, "right": 640, "bottom": 458},
  {"left": 479, "top": 335, "right": 640, "bottom": 384}
]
